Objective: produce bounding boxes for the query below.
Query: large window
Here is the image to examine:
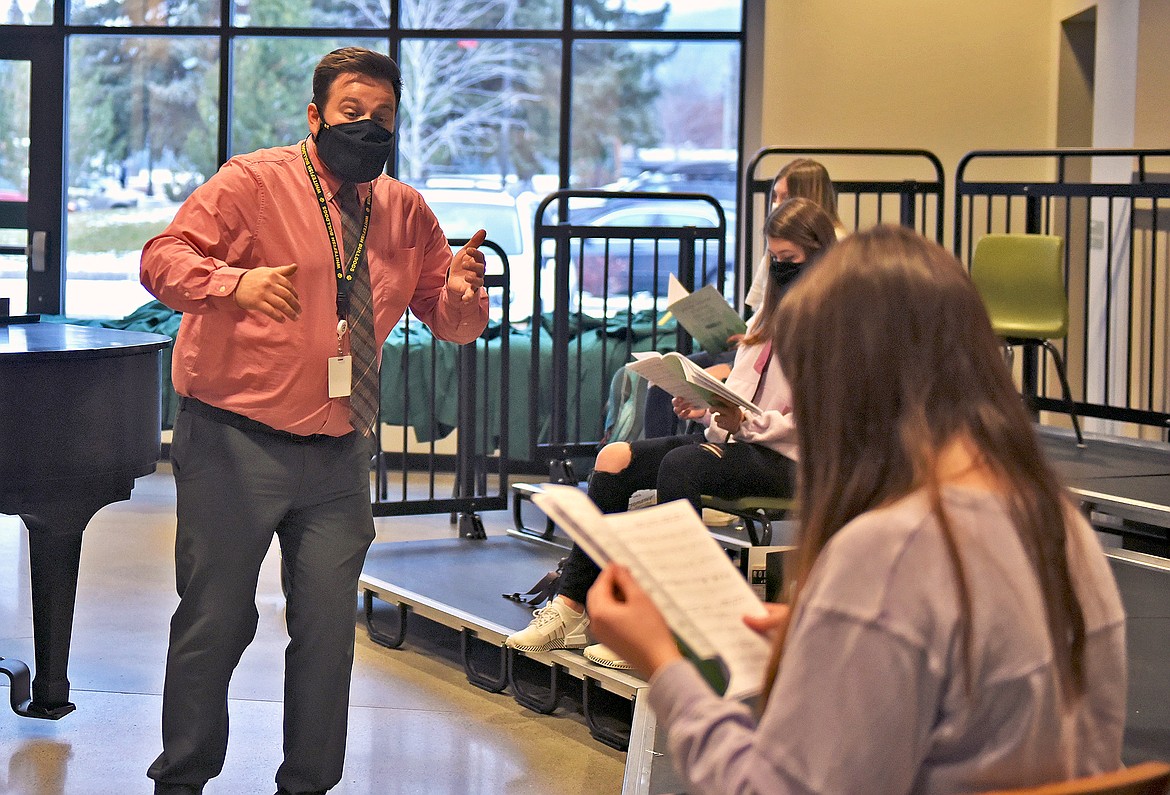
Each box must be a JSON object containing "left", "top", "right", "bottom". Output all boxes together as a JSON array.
[
  {"left": 66, "top": 36, "right": 219, "bottom": 317},
  {"left": 0, "top": 59, "right": 30, "bottom": 314},
  {"left": 1, "top": 0, "right": 746, "bottom": 318}
]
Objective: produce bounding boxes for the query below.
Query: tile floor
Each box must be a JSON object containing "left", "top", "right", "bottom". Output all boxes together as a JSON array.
[{"left": 0, "top": 465, "right": 625, "bottom": 795}]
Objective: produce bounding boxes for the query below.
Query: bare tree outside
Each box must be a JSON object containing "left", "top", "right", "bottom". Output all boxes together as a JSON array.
[{"left": 398, "top": 36, "right": 544, "bottom": 184}]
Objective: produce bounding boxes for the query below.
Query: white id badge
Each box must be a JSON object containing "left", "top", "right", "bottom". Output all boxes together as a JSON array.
[{"left": 328, "top": 355, "right": 352, "bottom": 398}]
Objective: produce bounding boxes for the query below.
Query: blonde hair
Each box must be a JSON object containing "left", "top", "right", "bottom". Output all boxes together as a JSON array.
[{"left": 773, "top": 158, "right": 843, "bottom": 230}]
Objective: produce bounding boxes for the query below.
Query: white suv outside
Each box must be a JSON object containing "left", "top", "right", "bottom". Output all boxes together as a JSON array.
[{"left": 419, "top": 186, "right": 548, "bottom": 323}]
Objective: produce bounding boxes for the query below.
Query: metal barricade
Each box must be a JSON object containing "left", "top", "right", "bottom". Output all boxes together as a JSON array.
[
  {"left": 529, "top": 190, "right": 729, "bottom": 478},
  {"left": 741, "top": 147, "right": 946, "bottom": 310},
  {"left": 371, "top": 239, "right": 511, "bottom": 536},
  {"left": 954, "top": 148, "right": 1170, "bottom": 436}
]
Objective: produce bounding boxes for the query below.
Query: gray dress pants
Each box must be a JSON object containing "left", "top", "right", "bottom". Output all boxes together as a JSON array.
[{"left": 148, "top": 406, "right": 376, "bottom": 795}]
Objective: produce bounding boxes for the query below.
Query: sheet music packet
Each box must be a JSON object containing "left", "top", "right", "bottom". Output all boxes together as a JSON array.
[
  {"left": 665, "top": 273, "right": 747, "bottom": 354},
  {"left": 626, "top": 350, "right": 763, "bottom": 416},
  {"left": 531, "top": 484, "right": 772, "bottom": 701}
]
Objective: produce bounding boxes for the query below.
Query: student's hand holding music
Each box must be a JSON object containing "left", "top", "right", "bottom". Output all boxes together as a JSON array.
[
  {"left": 234, "top": 263, "right": 301, "bottom": 322},
  {"left": 709, "top": 397, "right": 745, "bottom": 434},
  {"left": 672, "top": 396, "right": 707, "bottom": 422},
  {"left": 448, "top": 228, "right": 487, "bottom": 302},
  {"left": 588, "top": 564, "right": 682, "bottom": 680},
  {"left": 743, "top": 602, "right": 791, "bottom": 642}
]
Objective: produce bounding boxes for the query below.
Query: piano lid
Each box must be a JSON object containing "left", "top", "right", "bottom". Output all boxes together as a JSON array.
[
  {"left": 1, "top": 321, "right": 172, "bottom": 506},
  {"left": 0, "top": 322, "right": 171, "bottom": 361}
]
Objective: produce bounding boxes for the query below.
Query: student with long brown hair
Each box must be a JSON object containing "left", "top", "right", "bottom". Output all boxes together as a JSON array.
[{"left": 588, "top": 225, "right": 1127, "bottom": 793}]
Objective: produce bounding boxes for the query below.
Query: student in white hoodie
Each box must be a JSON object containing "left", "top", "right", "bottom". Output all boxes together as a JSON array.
[
  {"left": 505, "top": 198, "right": 837, "bottom": 668},
  {"left": 643, "top": 158, "right": 846, "bottom": 439}
]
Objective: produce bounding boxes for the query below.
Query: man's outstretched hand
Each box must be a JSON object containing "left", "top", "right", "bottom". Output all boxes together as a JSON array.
[{"left": 448, "top": 228, "right": 487, "bottom": 301}]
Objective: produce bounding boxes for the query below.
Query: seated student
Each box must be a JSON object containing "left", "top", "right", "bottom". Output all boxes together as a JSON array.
[
  {"left": 643, "top": 157, "right": 847, "bottom": 440},
  {"left": 587, "top": 225, "right": 1127, "bottom": 794},
  {"left": 505, "top": 198, "right": 838, "bottom": 667},
  {"left": 743, "top": 157, "right": 847, "bottom": 312}
]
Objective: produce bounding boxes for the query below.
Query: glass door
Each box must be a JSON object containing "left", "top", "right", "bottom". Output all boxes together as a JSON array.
[
  {"left": 0, "top": 33, "right": 65, "bottom": 317},
  {"left": 0, "top": 55, "right": 31, "bottom": 316}
]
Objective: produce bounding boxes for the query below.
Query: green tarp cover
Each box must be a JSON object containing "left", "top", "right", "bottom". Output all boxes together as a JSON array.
[{"left": 47, "top": 302, "right": 679, "bottom": 460}]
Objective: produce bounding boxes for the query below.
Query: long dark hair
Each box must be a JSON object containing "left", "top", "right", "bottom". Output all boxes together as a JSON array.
[
  {"left": 742, "top": 198, "right": 837, "bottom": 345},
  {"left": 761, "top": 225, "right": 1086, "bottom": 706}
]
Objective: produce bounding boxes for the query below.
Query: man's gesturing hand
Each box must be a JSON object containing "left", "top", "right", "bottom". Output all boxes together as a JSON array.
[
  {"left": 235, "top": 263, "right": 301, "bottom": 322},
  {"left": 448, "top": 228, "right": 487, "bottom": 302}
]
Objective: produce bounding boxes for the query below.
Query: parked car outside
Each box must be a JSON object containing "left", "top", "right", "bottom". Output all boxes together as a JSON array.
[
  {"left": 419, "top": 186, "right": 552, "bottom": 322},
  {"left": 70, "top": 179, "right": 146, "bottom": 210},
  {"left": 564, "top": 197, "right": 733, "bottom": 314},
  {"left": 607, "top": 159, "right": 738, "bottom": 211},
  {"left": 0, "top": 179, "right": 26, "bottom": 202}
]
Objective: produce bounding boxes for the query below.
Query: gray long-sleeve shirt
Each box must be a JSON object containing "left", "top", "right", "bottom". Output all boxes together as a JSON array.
[{"left": 648, "top": 485, "right": 1127, "bottom": 794}]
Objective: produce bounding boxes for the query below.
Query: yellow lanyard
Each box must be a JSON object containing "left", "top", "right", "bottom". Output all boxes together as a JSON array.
[{"left": 300, "top": 139, "right": 372, "bottom": 317}]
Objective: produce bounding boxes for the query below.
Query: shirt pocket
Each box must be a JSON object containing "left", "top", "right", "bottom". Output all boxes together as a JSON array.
[{"left": 371, "top": 245, "right": 421, "bottom": 338}]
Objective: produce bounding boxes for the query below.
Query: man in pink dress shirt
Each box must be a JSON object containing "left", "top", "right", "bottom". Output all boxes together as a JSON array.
[{"left": 140, "top": 47, "right": 488, "bottom": 795}]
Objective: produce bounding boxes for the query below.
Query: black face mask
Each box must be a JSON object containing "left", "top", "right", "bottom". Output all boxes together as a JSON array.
[
  {"left": 769, "top": 257, "right": 804, "bottom": 291},
  {"left": 314, "top": 118, "right": 394, "bottom": 183}
]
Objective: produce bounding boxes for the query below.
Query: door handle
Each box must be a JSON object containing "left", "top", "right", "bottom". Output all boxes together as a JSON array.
[{"left": 29, "top": 231, "right": 46, "bottom": 272}]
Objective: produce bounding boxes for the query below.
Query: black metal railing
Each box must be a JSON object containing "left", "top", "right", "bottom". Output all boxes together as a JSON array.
[
  {"left": 741, "top": 146, "right": 946, "bottom": 310},
  {"left": 370, "top": 239, "right": 511, "bottom": 534},
  {"left": 529, "top": 189, "right": 729, "bottom": 476},
  {"left": 954, "top": 148, "right": 1170, "bottom": 433}
]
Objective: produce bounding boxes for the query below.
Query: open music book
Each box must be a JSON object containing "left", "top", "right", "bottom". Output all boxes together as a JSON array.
[
  {"left": 627, "top": 350, "right": 763, "bottom": 415},
  {"left": 531, "top": 484, "right": 772, "bottom": 700},
  {"left": 665, "top": 274, "right": 747, "bottom": 354}
]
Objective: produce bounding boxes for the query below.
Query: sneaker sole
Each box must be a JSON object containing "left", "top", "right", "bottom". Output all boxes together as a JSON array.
[
  {"left": 583, "top": 653, "right": 634, "bottom": 670},
  {"left": 507, "top": 639, "right": 588, "bottom": 653}
]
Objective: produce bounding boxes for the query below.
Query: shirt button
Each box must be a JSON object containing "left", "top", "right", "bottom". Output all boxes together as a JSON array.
[
  {"left": 218, "top": 286, "right": 226, "bottom": 293},
  {"left": 184, "top": 291, "right": 190, "bottom": 298}
]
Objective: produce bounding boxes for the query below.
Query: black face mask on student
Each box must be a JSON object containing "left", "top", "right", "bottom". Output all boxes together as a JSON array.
[
  {"left": 769, "top": 257, "right": 804, "bottom": 291},
  {"left": 314, "top": 118, "right": 395, "bottom": 183}
]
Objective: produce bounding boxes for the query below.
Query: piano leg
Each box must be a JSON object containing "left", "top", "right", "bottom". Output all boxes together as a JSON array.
[{"left": 16, "top": 494, "right": 117, "bottom": 719}]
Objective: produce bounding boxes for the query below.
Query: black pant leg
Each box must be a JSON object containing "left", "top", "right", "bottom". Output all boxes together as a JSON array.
[
  {"left": 557, "top": 436, "right": 701, "bottom": 603},
  {"left": 655, "top": 440, "right": 797, "bottom": 513}
]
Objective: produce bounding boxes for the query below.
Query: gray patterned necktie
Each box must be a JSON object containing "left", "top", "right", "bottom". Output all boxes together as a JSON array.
[{"left": 338, "top": 183, "right": 378, "bottom": 437}]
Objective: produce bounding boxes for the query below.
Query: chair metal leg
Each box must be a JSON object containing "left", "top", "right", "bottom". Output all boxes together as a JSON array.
[
  {"left": 742, "top": 516, "right": 761, "bottom": 546},
  {"left": 1040, "top": 340, "right": 1085, "bottom": 447}
]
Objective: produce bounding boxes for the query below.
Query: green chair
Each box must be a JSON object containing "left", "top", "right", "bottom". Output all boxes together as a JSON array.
[
  {"left": 970, "top": 233, "right": 1084, "bottom": 447},
  {"left": 700, "top": 494, "right": 795, "bottom": 546}
]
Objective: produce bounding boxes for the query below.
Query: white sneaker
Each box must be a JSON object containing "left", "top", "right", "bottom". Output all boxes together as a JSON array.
[
  {"left": 505, "top": 598, "right": 590, "bottom": 652},
  {"left": 702, "top": 507, "right": 738, "bottom": 526},
  {"left": 584, "top": 643, "right": 633, "bottom": 670}
]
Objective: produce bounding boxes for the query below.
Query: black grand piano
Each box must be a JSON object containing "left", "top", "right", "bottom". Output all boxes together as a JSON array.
[{"left": 0, "top": 319, "right": 170, "bottom": 719}]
